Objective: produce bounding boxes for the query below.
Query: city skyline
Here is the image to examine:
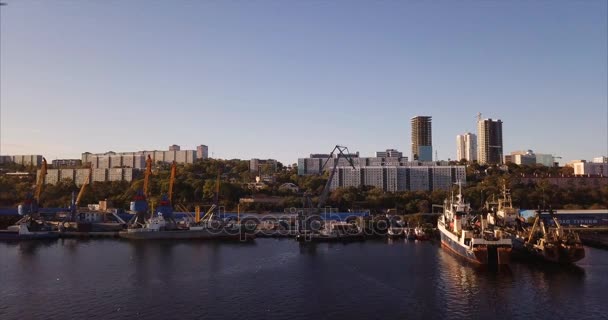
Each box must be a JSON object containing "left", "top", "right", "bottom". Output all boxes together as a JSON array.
[{"left": 0, "top": 1, "right": 606, "bottom": 165}]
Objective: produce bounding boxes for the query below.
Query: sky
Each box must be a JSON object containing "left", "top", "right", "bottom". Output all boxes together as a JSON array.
[{"left": 0, "top": 1, "right": 606, "bottom": 165}]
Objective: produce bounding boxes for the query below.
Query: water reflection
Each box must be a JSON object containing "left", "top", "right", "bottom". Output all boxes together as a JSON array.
[
  {"left": 0, "top": 240, "right": 605, "bottom": 320},
  {"left": 13, "top": 240, "right": 55, "bottom": 256}
]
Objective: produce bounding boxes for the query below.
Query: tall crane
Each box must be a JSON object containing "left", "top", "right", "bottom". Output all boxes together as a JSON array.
[
  {"left": 168, "top": 161, "right": 176, "bottom": 204},
  {"left": 70, "top": 168, "right": 91, "bottom": 221},
  {"left": 75, "top": 168, "right": 91, "bottom": 207},
  {"left": 143, "top": 155, "right": 152, "bottom": 198},
  {"left": 34, "top": 157, "right": 48, "bottom": 203},
  {"left": 317, "top": 145, "right": 357, "bottom": 209},
  {"left": 18, "top": 157, "right": 48, "bottom": 217}
]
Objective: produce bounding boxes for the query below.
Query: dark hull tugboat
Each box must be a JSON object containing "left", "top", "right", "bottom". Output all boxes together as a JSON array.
[{"left": 514, "top": 208, "right": 585, "bottom": 264}]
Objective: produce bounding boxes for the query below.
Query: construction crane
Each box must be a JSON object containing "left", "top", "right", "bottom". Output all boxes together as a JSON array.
[
  {"left": 317, "top": 145, "right": 357, "bottom": 210},
  {"left": 34, "top": 157, "right": 48, "bottom": 203},
  {"left": 143, "top": 155, "right": 152, "bottom": 198},
  {"left": 168, "top": 161, "right": 176, "bottom": 204},
  {"left": 75, "top": 168, "right": 91, "bottom": 207}
]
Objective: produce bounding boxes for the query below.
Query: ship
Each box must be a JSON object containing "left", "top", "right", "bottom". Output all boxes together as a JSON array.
[
  {"left": 486, "top": 185, "right": 522, "bottom": 228},
  {"left": 437, "top": 183, "right": 512, "bottom": 265},
  {"left": 1, "top": 196, "right": 58, "bottom": 241},
  {"left": 1, "top": 158, "right": 58, "bottom": 241},
  {"left": 512, "top": 208, "right": 585, "bottom": 264},
  {"left": 52, "top": 192, "right": 127, "bottom": 235},
  {"left": 119, "top": 195, "right": 255, "bottom": 241},
  {"left": 0, "top": 217, "right": 58, "bottom": 241}
]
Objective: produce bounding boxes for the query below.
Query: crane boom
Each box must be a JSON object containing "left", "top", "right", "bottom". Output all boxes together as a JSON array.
[
  {"left": 75, "top": 168, "right": 91, "bottom": 206},
  {"left": 143, "top": 155, "right": 152, "bottom": 197},
  {"left": 168, "top": 161, "right": 176, "bottom": 204},
  {"left": 35, "top": 158, "right": 48, "bottom": 202},
  {"left": 317, "top": 145, "right": 356, "bottom": 209}
]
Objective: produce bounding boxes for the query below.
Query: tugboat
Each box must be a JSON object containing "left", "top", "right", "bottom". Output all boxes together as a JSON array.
[
  {"left": 513, "top": 208, "right": 585, "bottom": 264},
  {"left": 437, "top": 183, "right": 512, "bottom": 265}
]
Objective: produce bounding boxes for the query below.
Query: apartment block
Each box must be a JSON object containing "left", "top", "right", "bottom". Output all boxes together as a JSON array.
[{"left": 330, "top": 166, "right": 466, "bottom": 192}]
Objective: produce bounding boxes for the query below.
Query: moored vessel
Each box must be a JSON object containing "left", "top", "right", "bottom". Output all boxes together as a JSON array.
[
  {"left": 513, "top": 208, "right": 585, "bottom": 264},
  {"left": 0, "top": 218, "right": 58, "bottom": 241},
  {"left": 437, "top": 183, "right": 512, "bottom": 265},
  {"left": 414, "top": 226, "right": 429, "bottom": 240}
]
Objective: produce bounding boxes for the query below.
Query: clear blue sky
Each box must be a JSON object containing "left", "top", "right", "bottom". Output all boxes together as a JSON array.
[{"left": 1, "top": 1, "right": 606, "bottom": 165}]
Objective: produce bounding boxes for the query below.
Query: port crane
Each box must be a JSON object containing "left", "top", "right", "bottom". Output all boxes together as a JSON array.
[
  {"left": 34, "top": 157, "right": 48, "bottom": 206},
  {"left": 316, "top": 145, "right": 357, "bottom": 210},
  {"left": 70, "top": 168, "right": 91, "bottom": 221},
  {"left": 18, "top": 157, "right": 48, "bottom": 216},
  {"left": 168, "top": 161, "right": 176, "bottom": 204},
  {"left": 143, "top": 155, "right": 153, "bottom": 198},
  {"left": 15, "top": 158, "right": 48, "bottom": 229}
]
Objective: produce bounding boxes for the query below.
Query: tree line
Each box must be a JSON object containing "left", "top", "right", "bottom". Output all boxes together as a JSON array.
[{"left": 0, "top": 160, "right": 605, "bottom": 213}]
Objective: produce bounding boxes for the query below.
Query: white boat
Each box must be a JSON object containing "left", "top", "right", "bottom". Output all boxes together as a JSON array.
[
  {"left": 1, "top": 219, "right": 58, "bottom": 241},
  {"left": 437, "top": 183, "right": 512, "bottom": 265}
]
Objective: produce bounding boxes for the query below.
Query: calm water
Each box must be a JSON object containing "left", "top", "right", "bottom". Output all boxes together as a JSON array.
[{"left": 1, "top": 238, "right": 607, "bottom": 320}]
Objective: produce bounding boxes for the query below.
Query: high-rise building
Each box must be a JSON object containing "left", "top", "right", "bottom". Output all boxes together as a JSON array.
[
  {"left": 169, "top": 144, "right": 181, "bottom": 151},
  {"left": 411, "top": 116, "right": 432, "bottom": 161},
  {"left": 456, "top": 132, "right": 477, "bottom": 162},
  {"left": 197, "top": 145, "right": 209, "bottom": 160},
  {"left": 477, "top": 118, "right": 503, "bottom": 164}
]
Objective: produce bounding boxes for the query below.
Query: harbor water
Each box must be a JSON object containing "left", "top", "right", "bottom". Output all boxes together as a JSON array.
[{"left": 1, "top": 238, "right": 607, "bottom": 320}]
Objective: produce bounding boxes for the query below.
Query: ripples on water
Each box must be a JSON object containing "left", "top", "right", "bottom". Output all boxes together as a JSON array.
[{"left": 1, "top": 238, "right": 607, "bottom": 320}]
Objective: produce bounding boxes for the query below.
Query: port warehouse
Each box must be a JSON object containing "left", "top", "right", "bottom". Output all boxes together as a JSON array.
[{"left": 520, "top": 210, "right": 608, "bottom": 227}]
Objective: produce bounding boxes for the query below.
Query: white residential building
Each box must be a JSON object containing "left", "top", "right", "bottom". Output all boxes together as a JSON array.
[
  {"left": 330, "top": 166, "right": 466, "bottom": 192},
  {"left": 456, "top": 132, "right": 477, "bottom": 162},
  {"left": 573, "top": 162, "right": 608, "bottom": 176}
]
